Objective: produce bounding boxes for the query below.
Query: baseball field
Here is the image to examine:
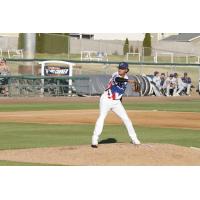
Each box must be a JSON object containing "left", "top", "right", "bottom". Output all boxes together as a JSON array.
[{"left": 0, "top": 96, "right": 200, "bottom": 166}]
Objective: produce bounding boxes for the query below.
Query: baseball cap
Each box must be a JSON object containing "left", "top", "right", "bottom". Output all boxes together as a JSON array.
[{"left": 118, "top": 62, "right": 129, "bottom": 69}]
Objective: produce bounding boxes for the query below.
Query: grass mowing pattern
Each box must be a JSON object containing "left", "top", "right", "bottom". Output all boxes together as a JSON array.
[
  {"left": 0, "top": 100, "right": 200, "bottom": 112},
  {"left": 0, "top": 122, "right": 199, "bottom": 150}
]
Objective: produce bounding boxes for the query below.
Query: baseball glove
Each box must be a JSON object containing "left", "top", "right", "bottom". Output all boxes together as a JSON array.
[{"left": 132, "top": 81, "right": 141, "bottom": 92}]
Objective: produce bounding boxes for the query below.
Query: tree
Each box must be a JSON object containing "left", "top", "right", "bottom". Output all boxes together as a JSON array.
[
  {"left": 18, "top": 33, "right": 25, "bottom": 49},
  {"left": 123, "top": 38, "right": 129, "bottom": 55},
  {"left": 130, "top": 45, "right": 134, "bottom": 53},
  {"left": 18, "top": 33, "right": 69, "bottom": 54},
  {"left": 143, "top": 33, "right": 152, "bottom": 56}
]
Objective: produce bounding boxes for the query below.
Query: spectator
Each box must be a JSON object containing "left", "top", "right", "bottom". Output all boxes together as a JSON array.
[
  {"left": 152, "top": 71, "right": 161, "bottom": 90},
  {"left": 180, "top": 72, "right": 192, "bottom": 96},
  {"left": 173, "top": 73, "right": 182, "bottom": 96},
  {"left": 0, "top": 58, "right": 10, "bottom": 74},
  {"left": 0, "top": 58, "right": 10, "bottom": 96},
  {"left": 160, "top": 73, "right": 166, "bottom": 87},
  {"left": 163, "top": 74, "right": 177, "bottom": 96}
]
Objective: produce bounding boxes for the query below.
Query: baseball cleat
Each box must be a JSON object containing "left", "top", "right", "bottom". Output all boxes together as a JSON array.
[
  {"left": 132, "top": 139, "right": 141, "bottom": 145},
  {"left": 91, "top": 144, "right": 98, "bottom": 148}
]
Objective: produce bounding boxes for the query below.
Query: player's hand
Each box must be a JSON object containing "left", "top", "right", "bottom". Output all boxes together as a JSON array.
[
  {"left": 132, "top": 81, "right": 141, "bottom": 92},
  {"left": 128, "top": 80, "right": 135, "bottom": 84}
]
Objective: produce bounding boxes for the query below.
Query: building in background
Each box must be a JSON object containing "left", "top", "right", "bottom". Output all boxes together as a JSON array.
[
  {"left": 93, "top": 33, "right": 176, "bottom": 41},
  {"left": 154, "top": 33, "right": 200, "bottom": 56},
  {"left": 69, "top": 33, "right": 94, "bottom": 39},
  {"left": 93, "top": 33, "right": 145, "bottom": 41},
  {"left": 0, "top": 33, "right": 18, "bottom": 50}
]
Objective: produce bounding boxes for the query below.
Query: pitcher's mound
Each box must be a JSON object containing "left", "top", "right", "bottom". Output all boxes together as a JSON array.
[{"left": 0, "top": 143, "right": 200, "bottom": 165}]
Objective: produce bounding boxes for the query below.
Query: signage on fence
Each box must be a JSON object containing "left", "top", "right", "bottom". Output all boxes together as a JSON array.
[
  {"left": 39, "top": 61, "right": 74, "bottom": 77},
  {"left": 44, "top": 66, "right": 69, "bottom": 76},
  {"left": 39, "top": 61, "right": 75, "bottom": 95}
]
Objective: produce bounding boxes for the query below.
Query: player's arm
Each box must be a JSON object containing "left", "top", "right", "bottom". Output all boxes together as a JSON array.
[
  {"left": 114, "top": 77, "right": 137, "bottom": 84},
  {"left": 115, "top": 77, "right": 128, "bottom": 83}
]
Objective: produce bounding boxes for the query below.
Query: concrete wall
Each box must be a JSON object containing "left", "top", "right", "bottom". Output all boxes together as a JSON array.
[
  {"left": 0, "top": 36, "right": 18, "bottom": 51},
  {"left": 153, "top": 41, "right": 200, "bottom": 56}
]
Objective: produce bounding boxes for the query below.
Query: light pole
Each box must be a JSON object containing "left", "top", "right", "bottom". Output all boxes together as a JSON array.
[{"left": 24, "top": 33, "right": 36, "bottom": 74}]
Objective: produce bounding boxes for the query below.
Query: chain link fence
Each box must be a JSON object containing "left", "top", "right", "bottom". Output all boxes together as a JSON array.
[{"left": 0, "top": 59, "right": 199, "bottom": 97}]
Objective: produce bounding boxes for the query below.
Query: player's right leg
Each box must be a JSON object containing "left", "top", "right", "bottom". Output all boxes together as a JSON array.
[{"left": 92, "top": 94, "right": 110, "bottom": 147}]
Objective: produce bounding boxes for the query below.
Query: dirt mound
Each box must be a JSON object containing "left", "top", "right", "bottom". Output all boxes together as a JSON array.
[{"left": 0, "top": 143, "right": 200, "bottom": 166}]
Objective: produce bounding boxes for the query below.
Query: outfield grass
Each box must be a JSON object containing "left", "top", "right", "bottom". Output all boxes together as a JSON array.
[
  {"left": 34, "top": 53, "right": 200, "bottom": 64},
  {"left": 0, "top": 160, "right": 61, "bottom": 166},
  {"left": 0, "top": 100, "right": 200, "bottom": 112},
  {"left": 0, "top": 122, "right": 199, "bottom": 151}
]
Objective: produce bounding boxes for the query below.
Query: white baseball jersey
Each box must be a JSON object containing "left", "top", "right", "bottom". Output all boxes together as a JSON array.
[
  {"left": 92, "top": 71, "right": 140, "bottom": 146},
  {"left": 152, "top": 76, "right": 161, "bottom": 88},
  {"left": 163, "top": 77, "right": 177, "bottom": 88},
  {"left": 105, "top": 72, "right": 128, "bottom": 100}
]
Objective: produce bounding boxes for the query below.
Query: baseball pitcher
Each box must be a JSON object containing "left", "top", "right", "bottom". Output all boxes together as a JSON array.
[{"left": 91, "top": 62, "right": 141, "bottom": 148}]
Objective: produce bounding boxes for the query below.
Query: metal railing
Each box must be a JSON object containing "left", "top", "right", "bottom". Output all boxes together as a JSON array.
[
  {"left": 0, "top": 75, "right": 89, "bottom": 97},
  {"left": 5, "top": 58, "right": 200, "bottom": 66}
]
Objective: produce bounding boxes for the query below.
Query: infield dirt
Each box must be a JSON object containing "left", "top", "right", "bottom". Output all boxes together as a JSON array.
[{"left": 0, "top": 110, "right": 200, "bottom": 130}]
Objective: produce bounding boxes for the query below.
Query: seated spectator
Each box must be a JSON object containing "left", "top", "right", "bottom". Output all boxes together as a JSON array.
[
  {"left": 0, "top": 58, "right": 10, "bottom": 96},
  {"left": 163, "top": 74, "right": 177, "bottom": 96},
  {"left": 160, "top": 73, "right": 166, "bottom": 87},
  {"left": 180, "top": 72, "right": 192, "bottom": 96},
  {"left": 152, "top": 71, "right": 161, "bottom": 90},
  {"left": 160, "top": 73, "right": 166, "bottom": 94},
  {"left": 173, "top": 73, "right": 183, "bottom": 96}
]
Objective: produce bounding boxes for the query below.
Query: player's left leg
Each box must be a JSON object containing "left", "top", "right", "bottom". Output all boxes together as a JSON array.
[{"left": 112, "top": 102, "right": 140, "bottom": 144}]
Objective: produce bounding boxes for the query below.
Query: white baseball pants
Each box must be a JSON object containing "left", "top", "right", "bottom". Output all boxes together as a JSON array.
[
  {"left": 166, "top": 85, "right": 177, "bottom": 96},
  {"left": 92, "top": 93, "right": 140, "bottom": 145},
  {"left": 177, "top": 83, "right": 191, "bottom": 95}
]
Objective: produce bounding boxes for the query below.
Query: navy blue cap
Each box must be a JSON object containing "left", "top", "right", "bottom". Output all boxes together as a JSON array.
[{"left": 118, "top": 62, "right": 129, "bottom": 69}]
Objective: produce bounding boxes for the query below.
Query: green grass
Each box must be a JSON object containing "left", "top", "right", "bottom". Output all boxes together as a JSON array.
[
  {"left": 0, "top": 122, "right": 199, "bottom": 151},
  {"left": 0, "top": 100, "right": 200, "bottom": 112},
  {"left": 34, "top": 53, "right": 199, "bottom": 64},
  {"left": 125, "top": 100, "right": 200, "bottom": 112},
  {"left": 0, "top": 102, "right": 98, "bottom": 112},
  {"left": 0, "top": 160, "right": 61, "bottom": 166}
]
